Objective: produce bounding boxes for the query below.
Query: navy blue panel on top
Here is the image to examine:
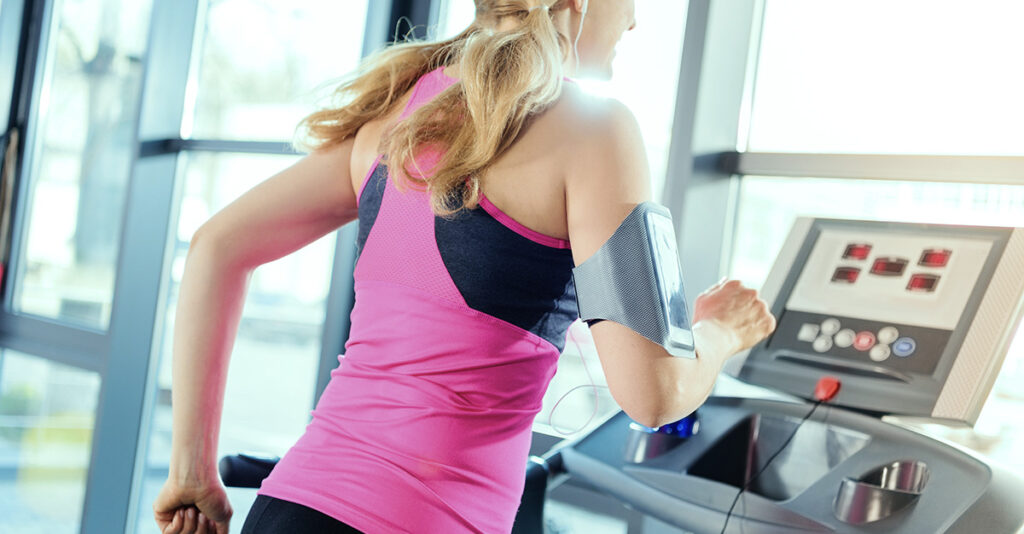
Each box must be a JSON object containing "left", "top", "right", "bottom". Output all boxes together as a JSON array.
[
  {"left": 355, "top": 163, "right": 389, "bottom": 262},
  {"left": 436, "top": 205, "right": 578, "bottom": 351}
]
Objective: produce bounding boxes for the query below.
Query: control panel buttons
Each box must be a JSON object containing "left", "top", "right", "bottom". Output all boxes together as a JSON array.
[
  {"left": 869, "top": 344, "right": 892, "bottom": 362},
  {"left": 853, "top": 331, "right": 876, "bottom": 351},
  {"left": 813, "top": 335, "right": 834, "bottom": 353},
  {"left": 821, "top": 318, "right": 842, "bottom": 336},
  {"left": 893, "top": 337, "right": 917, "bottom": 357},
  {"left": 798, "top": 323, "right": 821, "bottom": 342},
  {"left": 878, "top": 326, "right": 900, "bottom": 345},
  {"left": 834, "top": 329, "right": 856, "bottom": 348}
]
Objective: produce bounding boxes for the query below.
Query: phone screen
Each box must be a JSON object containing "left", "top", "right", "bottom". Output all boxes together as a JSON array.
[{"left": 646, "top": 211, "right": 693, "bottom": 348}]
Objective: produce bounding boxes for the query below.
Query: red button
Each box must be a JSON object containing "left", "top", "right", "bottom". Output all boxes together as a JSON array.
[
  {"left": 907, "top": 273, "right": 940, "bottom": 292},
  {"left": 843, "top": 243, "right": 873, "bottom": 260},
  {"left": 854, "top": 331, "right": 876, "bottom": 351},
  {"left": 831, "top": 267, "right": 861, "bottom": 283},
  {"left": 871, "top": 257, "right": 908, "bottom": 276},
  {"left": 919, "top": 248, "right": 952, "bottom": 268}
]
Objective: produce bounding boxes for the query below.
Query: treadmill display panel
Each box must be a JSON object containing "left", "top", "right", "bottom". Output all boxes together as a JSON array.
[{"left": 772, "top": 228, "right": 993, "bottom": 375}]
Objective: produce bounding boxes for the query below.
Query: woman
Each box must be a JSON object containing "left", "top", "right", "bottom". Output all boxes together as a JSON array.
[{"left": 152, "top": 1, "right": 776, "bottom": 533}]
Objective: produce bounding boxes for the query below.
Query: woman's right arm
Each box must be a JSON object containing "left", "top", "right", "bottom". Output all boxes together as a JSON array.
[
  {"left": 165, "top": 138, "right": 359, "bottom": 494},
  {"left": 563, "top": 98, "right": 776, "bottom": 429}
]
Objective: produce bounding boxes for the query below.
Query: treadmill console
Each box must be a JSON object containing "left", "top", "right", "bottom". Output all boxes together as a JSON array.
[{"left": 736, "top": 218, "right": 1024, "bottom": 425}]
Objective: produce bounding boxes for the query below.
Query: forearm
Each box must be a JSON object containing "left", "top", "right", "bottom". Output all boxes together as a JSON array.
[
  {"left": 168, "top": 233, "right": 252, "bottom": 485},
  {"left": 650, "top": 319, "right": 738, "bottom": 425},
  {"left": 591, "top": 319, "right": 737, "bottom": 428}
]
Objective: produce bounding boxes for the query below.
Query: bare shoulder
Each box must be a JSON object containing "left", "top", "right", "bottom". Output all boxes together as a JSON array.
[
  {"left": 540, "top": 84, "right": 651, "bottom": 197},
  {"left": 540, "top": 84, "right": 652, "bottom": 263}
]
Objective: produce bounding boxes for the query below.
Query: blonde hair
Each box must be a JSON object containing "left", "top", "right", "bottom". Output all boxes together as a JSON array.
[{"left": 297, "top": 0, "right": 571, "bottom": 216}]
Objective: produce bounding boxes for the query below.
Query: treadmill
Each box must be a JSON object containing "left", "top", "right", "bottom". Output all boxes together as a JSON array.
[{"left": 547, "top": 217, "right": 1024, "bottom": 533}]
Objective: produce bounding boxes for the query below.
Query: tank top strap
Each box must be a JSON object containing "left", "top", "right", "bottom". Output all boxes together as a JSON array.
[{"left": 397, "top": 67, "right": 459, "bottom": 121}]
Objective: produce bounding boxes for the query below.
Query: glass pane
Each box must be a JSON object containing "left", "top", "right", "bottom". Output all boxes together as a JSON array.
[
  {"left": 749, "top": 0, "right": 1024, "bottom": 155},
  {"left": 14, "top": 0, "right": 153, "bottom": 330},
  {"left": 0, "top": 350, "right": 101, "bottom": 534},
  {"left": 133, "top": 152, "right": 336, "bottom": 533},
  {"left": 187, "top": 0, "right": 370, "bottom": 140},
  {"left": 440, "top": 1, "right": 688, "bottom": 199},
  {"left": 730, "top": 176, "right": 1024, "bottom": 476},
  {"left": 438, "top": 0, "right": 474, "bottom": 38}
]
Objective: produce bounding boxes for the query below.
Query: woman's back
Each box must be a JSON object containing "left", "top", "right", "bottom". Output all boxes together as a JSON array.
[{"left": 255, "top": 66, "right": 581, "bottom": 534}]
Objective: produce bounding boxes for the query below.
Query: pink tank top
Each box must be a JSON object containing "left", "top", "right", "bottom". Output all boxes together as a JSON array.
[{"left": 256, "top": 67, "right": 578, "bottom": 533}]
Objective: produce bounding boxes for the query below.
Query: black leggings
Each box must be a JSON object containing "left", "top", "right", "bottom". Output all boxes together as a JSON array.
[{"left": 241, "top": 495, "right": 364, "bottom": 534}]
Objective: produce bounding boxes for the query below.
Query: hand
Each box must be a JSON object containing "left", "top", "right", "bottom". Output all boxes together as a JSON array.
[
  {"left": 153, "top": 475, "right": 232, "bottom": 534},
  {"left": 692, "top": 278, "right": 776, "bottom": 355}
]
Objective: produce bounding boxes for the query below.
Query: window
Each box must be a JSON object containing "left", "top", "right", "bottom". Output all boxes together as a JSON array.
[
  {"left": 749, "top": 0, "right": 1024, "bottom": 155},
  {"left": 13, "top": 0, "right": 153, "bottom": 330},
  {"left": 187, "top": 0, "right": 369, "bottom": 141},
  {"left": 0, "top": 350, "right": 101, "bottom": 534},
  {"left": 729, "top": 176, "right": 1024, "bottom": 474}
]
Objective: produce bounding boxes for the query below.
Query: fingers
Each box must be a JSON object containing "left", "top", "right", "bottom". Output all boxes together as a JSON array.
[
  {"left": 162, "top": 508, "right": 182, "bottom": 534},
  {"left": 161, "top": 507, "right": 217, "bottom": 534},
  {"left": 184, "top": 507, "right": 197, "bottom": 533}
]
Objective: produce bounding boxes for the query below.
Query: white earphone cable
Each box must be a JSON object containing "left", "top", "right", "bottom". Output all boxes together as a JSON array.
[{"left": 573, "top": 1, "right": 588, "bottom": 73}]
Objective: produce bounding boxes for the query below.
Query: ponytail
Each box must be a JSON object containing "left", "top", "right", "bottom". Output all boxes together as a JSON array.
[{"left": 298, "top": 1, "right": 571, "bottom": 217}]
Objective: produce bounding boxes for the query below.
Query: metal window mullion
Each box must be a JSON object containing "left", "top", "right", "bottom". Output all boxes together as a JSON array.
[
  {"left": 0, "top": 313, "right": 106, "bottom": 372},
  {"left": 4, "top": 0, "right": 51, "bottom": 315},
  {"left": 138, "top": 138, "right": 302, "bottom": 158},
  {"left": 662, "top": 0, "right": 763, "bottom": 308},
  {"left": 733, "top": 152, "right": 1024, "bottom": 185},
  {"left": 79, "top": 1, "right": 202, "bottom": 533},
  {"left": 0, "top": 0, "right": 27, "bottom": 129}
]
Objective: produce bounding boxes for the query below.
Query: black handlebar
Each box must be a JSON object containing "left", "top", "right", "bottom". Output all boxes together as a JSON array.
[{"left": 218, "top": 452, "right": 280, "bottom": 488}]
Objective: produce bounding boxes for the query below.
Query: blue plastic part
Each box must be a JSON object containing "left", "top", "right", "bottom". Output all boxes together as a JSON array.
[{"left": 635, "top": 412, "right": 700, "bottom": 437}]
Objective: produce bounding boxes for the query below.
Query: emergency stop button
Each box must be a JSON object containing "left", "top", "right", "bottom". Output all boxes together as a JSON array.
[{"left": 853, "top": 331, "right": 876, "bottom": 351}]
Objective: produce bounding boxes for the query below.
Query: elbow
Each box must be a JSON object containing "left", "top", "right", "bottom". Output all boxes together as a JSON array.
[
  {"left": 617, "top": 382, "right": 706, "bottom": 429},
  {"left": 187, "top": 225, "right": 249, "bottom": 273},
  {"left": 617, "top": 383, "right": 687, "bottom": 429},
  {"left": 622, "top": 406, "right": 685, "bottom": 430}
]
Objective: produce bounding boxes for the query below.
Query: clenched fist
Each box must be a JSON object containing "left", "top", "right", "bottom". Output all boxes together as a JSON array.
[{"left": 692, "top": 278, "right": 776, "bottom": 357}]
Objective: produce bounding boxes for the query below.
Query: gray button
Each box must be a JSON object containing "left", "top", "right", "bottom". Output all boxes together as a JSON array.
[
  {"left": 798, "top": 323, "right": 820, "bottom": 342},
  {"left": 834, "top": 329, "right": 856, "bottom": 348},
  {"left": 813, "top": 335, "right": 834, "bottom": 353},
  {"left": 870, "top": 344, "right": 892, "bottom": 362},
  {"left": 878, "top": 327, "right": 900, "bottom": 345},
  {"left": 821, "top": 318, "right": 842, "bottom": 336}
]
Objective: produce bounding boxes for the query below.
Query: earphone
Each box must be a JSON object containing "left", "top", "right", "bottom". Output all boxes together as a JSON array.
[{"left": 574, "top": 0, "right": 588, "bottom": 71}]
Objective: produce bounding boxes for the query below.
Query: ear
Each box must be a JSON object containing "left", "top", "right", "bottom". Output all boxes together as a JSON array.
[{"left": 571, "top": 0, "right": 588, "bottom": 14}]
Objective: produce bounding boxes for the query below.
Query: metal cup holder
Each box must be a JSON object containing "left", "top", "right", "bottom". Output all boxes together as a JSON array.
[{"left": 834, "top": 460, "right": 930, "bottom": 524}]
